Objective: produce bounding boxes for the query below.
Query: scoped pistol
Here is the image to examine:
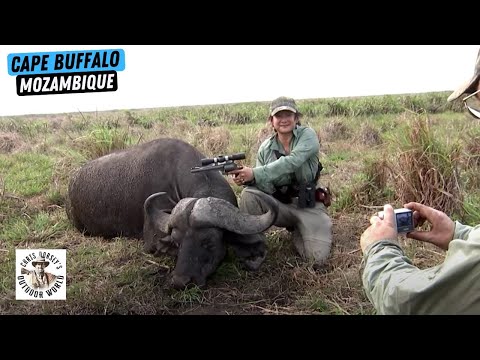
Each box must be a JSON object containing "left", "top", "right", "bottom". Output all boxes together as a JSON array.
[{"left": 190, "top": 153, "right": 245, "bottom": 174}]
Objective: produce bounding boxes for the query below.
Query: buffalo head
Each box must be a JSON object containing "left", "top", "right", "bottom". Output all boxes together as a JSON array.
[{"left": 143, "top": 190, "right": 278, "bottom": 289}]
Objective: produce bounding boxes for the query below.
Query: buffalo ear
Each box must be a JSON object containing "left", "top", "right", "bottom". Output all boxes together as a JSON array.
[
  {"left": 143, "top": 192, "right": 174, "bottom": 256},
  {"left": 143, "top": 192, "right": 173, "bottom": 235}
]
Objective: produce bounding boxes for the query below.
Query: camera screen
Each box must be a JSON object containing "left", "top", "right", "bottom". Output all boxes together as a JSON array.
[
  {"left": 396, "top": 211, "right": 413, "bottom": 232},
  {"left": 396, "top": 212, "right": 411, "bottom": 226}
]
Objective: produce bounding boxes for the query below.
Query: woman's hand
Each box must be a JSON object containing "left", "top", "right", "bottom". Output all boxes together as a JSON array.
[{"left": 228, "top": 167, "right": 254, "bottom": 186}]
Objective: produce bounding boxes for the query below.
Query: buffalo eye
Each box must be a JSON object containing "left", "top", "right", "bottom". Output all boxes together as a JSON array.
[
  {"left": 170, "top": 228, "right": 181, "bottom": 243},
  {"left": 201, "top": 239, "right": 215, "bottom": 251}
]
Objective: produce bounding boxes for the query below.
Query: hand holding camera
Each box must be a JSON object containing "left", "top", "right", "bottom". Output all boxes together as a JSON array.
[
  {"left": 360, "top": 204, "right": 399, "bottom": 253},
  {"left": 377, "top": 208, "right": 414, "bottom": 233},
  {"left": 403, "top": 202, "right": 455, "bottom": 251},
  {"left": 360, "top": 203, "right": 456, "bottom": 253}
]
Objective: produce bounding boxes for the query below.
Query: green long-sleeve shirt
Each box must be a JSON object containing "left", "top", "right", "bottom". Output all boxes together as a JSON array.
[
  {"left": 362, "top": 221, "right": 480, "bottom": 315},
  {"left": 252, "top": 126, "right": 320, "bottom": 194}
]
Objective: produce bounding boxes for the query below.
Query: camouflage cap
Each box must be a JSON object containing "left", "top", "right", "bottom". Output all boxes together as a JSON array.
[
  {"left": 448, "top": 49, "right": 480, "bottom": 102},
  {"left": 270, "top": 96, "right": 298, "bottom": 116}
]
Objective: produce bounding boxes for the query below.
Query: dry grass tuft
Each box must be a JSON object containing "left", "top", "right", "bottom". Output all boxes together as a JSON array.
[
  {"left": 322, "top": 119, "right": 352, "bottom": 142},
  {"left": 0, "top": 132, "right": 23, "bottom": 153},
  {"left": 256, "top": 125, "right": 272, "bottom": 149},
  {"left": 357, "top": 123, "right": 383, "bottom": 146},
  {"left": 390, "top": 115, "right": 462, "bottom": 215},
  {"left": 351, "top": 157, "right": 393, "bottom": 207},
  {"left": 463, "top": 132, "right": 480, "bottom": 168},
  {"left": 188, "top": 126, "right": 231, "bottom": 157}
]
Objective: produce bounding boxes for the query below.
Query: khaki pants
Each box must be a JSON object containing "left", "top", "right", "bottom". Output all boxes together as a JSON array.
[{"left": 239, "top": 187, "right": 333, "bottom": 266}]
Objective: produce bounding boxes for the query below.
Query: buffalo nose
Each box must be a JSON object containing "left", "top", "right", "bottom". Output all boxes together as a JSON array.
[{"left": 171, "top": 274, "right": 193, "bottom": 289}]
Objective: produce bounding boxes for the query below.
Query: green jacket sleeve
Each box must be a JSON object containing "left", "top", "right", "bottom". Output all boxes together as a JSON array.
[
  {"left": 454, "top": 221, "right": 474, "bottom": 240},
  {"left": 362, "top": 240, "right": 428, "bottom": 315},
  {"left": 362, "top": 225, "right": 480, "bottom": 314}
]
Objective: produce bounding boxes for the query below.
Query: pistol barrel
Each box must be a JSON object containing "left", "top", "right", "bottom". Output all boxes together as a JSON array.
[{"left": 190, "top": 165, "right": 221, "bottom": 173}]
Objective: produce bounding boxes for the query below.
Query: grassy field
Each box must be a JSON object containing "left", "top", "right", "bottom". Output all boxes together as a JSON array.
[{"left": 1, "top": 91, "right": 479, "bottom": 315}]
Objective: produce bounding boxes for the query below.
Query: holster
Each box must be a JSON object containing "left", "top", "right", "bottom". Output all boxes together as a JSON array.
[
  {"left": 315, "top": 187, "right": 332, "bottom": 207},
  {"left": 298, "top": 182, "right": 316, "bottom": 208},
  {"left": 273, "top": 183, "right": 331, "bottom": 208}
]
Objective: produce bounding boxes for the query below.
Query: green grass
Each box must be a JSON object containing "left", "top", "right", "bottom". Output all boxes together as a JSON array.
[
  {"left": 0, "top": 211, "right": 69, "bottom": 245},
  {"left": 0, "top": 153, "right": 53, "bottom": 196}
]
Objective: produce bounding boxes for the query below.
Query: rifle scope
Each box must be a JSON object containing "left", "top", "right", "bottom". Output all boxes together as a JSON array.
[{"left": 200, "top": 153, "right": 245, "bottom": 166}]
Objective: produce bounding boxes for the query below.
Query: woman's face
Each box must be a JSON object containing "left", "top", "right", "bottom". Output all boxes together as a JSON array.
[{"left": 271, "top": 110, "right": 297, "bottom": 134}]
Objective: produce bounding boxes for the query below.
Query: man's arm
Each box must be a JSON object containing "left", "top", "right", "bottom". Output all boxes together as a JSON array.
[
  {"left": 362, "top": 241, "right": 436, "bottom": 314},
  {"left": 360, "top": 204, "right": 450, "bottom": 315},
  {"left": 454, "top": 221, "right": 477, "bottom": 240},
  {"left": 363, "top": 234, "right": 480, "bottom": 315}
]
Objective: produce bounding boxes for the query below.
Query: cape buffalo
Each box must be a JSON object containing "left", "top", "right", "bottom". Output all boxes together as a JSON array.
[{"left": 66, "top": 138, "right": 278, "bottom": 289}]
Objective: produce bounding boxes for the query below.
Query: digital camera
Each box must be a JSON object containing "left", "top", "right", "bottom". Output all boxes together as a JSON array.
[{"left": 378, "top": 208, "right": 414, "bottom": 233}]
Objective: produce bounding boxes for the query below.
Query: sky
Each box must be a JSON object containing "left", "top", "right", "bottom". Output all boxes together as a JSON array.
[{"left": 1, "top": 45, "right": 479, "bottom": 117}]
